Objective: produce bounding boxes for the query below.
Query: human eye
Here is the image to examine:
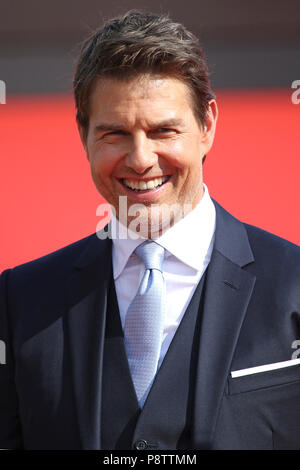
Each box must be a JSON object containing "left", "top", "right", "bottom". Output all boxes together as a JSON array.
[
  {"left": 99, "top": 130, "right": 128, "bottom": 142},
  {"left": 105, "top": 130, "right": 126, "bottom": 136},
  {"left": 150, "top": 127, "right": 177, "bottom": 137},
  {"left": 158, "top": 127, "right": 175, "bottom": 133}
]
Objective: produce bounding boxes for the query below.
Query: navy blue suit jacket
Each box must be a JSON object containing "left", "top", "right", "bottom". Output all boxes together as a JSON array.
[{"left": 1, "top": 200, "right": 300, "bottom": 449}]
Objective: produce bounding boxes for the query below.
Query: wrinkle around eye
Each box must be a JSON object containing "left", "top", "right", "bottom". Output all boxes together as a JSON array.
[
  {"left": 104, "top": 130, "right": 128, "bottom": 137},
  {"left": 148, "top": 128, "right": 178, "bottom": 138},
  {"left": 94, "top": 131, "right": 128, "bottom": 143}
]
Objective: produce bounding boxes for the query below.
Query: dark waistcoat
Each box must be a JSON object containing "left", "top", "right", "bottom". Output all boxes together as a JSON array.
[{"left": 101, "top": 271, "right": 207, "bottom": 450}]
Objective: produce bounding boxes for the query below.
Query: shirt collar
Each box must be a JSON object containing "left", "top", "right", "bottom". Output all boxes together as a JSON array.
[{"left": 111, "top": 184, "right": 216, "bottom": 279}]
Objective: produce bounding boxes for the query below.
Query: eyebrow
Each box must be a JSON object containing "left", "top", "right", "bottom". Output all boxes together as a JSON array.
[
  {"left": 152, "top": 118, "right": 184, "bottom": 128},
  {"left": 93, "top": 118, "right": 185, "bottom": 135}
]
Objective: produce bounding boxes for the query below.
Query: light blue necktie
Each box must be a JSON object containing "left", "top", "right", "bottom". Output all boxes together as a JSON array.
[{"left": 124, "top": 240, "right": 166, "bottom": 407}]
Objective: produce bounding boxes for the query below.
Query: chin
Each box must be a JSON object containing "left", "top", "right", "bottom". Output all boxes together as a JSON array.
[{"left": 129, "top": 206, "right": 180, "bottom": 239}]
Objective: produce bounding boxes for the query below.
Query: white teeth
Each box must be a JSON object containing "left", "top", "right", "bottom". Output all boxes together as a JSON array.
[
  {"left": 147, "top": 180, "right": 155, "bottom": 189},
  {"left": 123, "top": 176, "right": 169, "bottom": 191}
]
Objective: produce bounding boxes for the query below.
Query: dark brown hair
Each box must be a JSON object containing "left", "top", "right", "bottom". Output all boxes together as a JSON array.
[{"left": 73, "top": 10, "right": 215, "bottom": 139}]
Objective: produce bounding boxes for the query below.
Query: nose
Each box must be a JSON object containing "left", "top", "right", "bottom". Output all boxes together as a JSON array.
[{"left": 124, "top": 132, "right": 158, "bottom": 174}]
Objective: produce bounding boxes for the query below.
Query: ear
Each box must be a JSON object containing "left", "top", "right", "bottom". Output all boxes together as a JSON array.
[
  {"left": 201, "top": 99, "right": 218, "bottom": 154},
  {"left": 77, "top": 121, "right": 89, "bottom": 159}
]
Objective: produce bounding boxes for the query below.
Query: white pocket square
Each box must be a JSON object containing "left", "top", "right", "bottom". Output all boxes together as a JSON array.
[{"left": 231, "top": 358, "right": 300, "bottom": 378}]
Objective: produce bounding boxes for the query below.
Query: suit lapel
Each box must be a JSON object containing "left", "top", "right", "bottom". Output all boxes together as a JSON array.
[
  {"left": 192, "top": 201, "right": 256, "bottom": 448},
  {"left": 65, "top": 233, "right": 112, "bottom": 449}
]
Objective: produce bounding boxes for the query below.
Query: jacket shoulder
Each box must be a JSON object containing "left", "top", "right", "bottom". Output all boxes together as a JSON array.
[
  {"left": 11, "top": 233, "right": 96, "bottom": 270},
  {"left": 244, "top": 222, "right": 300, "bottom": 259},
  {"left": 0, "top": 232, "right": 111, "bottom": 324},
  {"left": 243, "top": 223, "right": 300, "bottom": 296},
  {"left": 1, "top": 232, "right": 108, "bottom": 287}
]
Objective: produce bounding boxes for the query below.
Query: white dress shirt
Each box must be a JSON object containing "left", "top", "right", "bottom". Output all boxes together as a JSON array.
[{"left": 111, "top": 184, "right": 216, "bottom": 371}]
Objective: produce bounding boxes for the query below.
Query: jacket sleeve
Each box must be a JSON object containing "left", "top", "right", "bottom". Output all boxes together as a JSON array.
[{"left": 0, "top": 269, "right": 23, "bottom": 449}]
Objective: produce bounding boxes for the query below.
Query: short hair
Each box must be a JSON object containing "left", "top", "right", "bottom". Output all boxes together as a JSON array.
[{"left": 73, "top": 10, "right": 215, "bottom": 139}]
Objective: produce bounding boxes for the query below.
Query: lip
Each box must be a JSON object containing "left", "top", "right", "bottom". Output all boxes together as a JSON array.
[{"left": 116, "top": 175, "right": 172, "bottom": 201}]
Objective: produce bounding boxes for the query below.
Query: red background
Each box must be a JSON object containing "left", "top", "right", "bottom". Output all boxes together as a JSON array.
[{"left": 0, "top": 88, "right": 299, "bottom": 272}]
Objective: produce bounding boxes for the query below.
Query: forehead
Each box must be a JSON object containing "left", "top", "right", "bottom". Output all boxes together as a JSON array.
[{"left": 88, "top": 74, "right": 194, "bottom": 120}]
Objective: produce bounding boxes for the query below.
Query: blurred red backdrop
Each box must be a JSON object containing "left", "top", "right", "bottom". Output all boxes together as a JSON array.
[{"left": 0, "top": 88, "right": 299, "bottom": 272}]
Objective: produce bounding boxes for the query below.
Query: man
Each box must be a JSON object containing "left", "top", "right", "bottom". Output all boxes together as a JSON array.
[{"left": 1, "top": 10, "right": 300, "bottom": 450}]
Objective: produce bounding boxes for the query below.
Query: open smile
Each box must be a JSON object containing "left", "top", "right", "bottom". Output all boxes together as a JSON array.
[
  {"left": 121, "top": 175, "right": 171, "bottom": 192},
  {"left": 116, "top": 175, "right": 172, "bottom": 201}
]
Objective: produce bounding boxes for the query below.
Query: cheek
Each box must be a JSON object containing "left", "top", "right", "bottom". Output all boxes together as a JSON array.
[
  {"left": 159, "top": 141, "right": 186, "bottom": 170},
  {"left": 89, "top": 146, "right": 122, "bottom": 179},
  {"left": 161, "top": 137, "right": 202, "bottom": 170}
]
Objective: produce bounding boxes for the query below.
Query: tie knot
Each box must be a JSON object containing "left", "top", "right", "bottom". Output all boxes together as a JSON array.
[{"left": 135, "top": 241, "right": 165, "bottom": 272}]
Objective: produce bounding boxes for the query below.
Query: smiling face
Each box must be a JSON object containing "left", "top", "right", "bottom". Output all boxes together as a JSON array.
[{"left": 79, "top": 74, "right": 217, "bottom": 237}]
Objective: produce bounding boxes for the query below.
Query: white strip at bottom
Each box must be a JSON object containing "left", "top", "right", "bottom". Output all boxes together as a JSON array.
[{"left": 231, "top": 358, "right": 300, "bottom": 378}]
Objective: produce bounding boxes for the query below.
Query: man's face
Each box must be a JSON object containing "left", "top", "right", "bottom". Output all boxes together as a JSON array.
[{"left": 79, "top": 74, "right": 217, "bottom": 237}]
